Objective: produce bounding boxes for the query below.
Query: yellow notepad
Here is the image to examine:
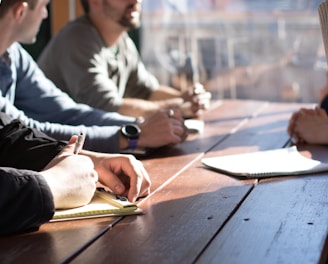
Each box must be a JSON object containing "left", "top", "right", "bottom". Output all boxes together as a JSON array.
[{"left": 51, "top": 189, "right": 142, "bottom": 221}]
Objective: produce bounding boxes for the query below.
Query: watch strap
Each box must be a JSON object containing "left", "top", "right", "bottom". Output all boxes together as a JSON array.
[{"left": 127, "top": 138, "right": 138, "bottom": 150}]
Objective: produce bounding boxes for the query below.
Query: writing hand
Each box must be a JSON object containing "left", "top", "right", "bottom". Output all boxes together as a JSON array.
[{"left": 41, "top": 135, "right": 98, "bottom": 209}]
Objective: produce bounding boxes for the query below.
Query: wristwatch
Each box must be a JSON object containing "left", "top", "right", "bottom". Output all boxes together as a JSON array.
[{"left": 121, "top": 124, "right": 141, "bottom": 150}]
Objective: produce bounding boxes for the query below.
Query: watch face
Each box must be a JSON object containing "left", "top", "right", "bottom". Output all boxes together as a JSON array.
[{"left": 121, "top": 124, "right": 141, "bottom": 139}]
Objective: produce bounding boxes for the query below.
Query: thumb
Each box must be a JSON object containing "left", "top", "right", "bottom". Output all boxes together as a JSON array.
[
  {"left": 61, "top": 135, "right": 79, "bottom": 155},
  {"left": 68, "top": 135, "right": 78, "bottom": 144},
  {"left": 42, "top": 135, "right": 78, "bottom": 170}
]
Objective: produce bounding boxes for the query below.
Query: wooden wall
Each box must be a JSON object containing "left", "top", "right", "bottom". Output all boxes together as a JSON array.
[{"left": 50, "top": 0, "right": 84, "bottom": 35}]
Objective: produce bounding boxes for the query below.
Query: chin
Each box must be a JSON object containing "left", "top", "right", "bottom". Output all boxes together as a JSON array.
[
  {"left": 120, "top": 16, "right": 141, "bottom": 29},
  {"left": 19, "top": 37, "right": 37, "bottom": 45}
]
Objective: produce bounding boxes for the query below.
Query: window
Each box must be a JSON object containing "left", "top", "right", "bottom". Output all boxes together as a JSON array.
[{"left": 141, "top": 0, "right": 326, "bottom": 103}]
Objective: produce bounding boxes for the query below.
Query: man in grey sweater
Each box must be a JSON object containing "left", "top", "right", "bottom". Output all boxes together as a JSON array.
[{"left": 38, "top": 0, "right": 211, "bottom": 119}]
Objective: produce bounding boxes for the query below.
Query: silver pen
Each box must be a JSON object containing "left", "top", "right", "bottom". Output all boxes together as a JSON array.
[{"left": 74, "top": 133, "right": 85, "bottom": 154}]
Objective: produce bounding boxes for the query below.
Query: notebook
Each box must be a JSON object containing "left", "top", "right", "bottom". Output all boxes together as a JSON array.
[
  {"left": 51, "top": 188, "right": 142, "bottom": 222},
  {"left": 201, "top": 146, "right": 328, "bottom": 178}
]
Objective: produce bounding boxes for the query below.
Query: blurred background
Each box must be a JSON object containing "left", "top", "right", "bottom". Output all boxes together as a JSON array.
[
  {"left": 140, "top": 0, "right": 327, "bottom": 103},
  {"left": 27, "top": 0, "right": 327, "bottom": 103}
]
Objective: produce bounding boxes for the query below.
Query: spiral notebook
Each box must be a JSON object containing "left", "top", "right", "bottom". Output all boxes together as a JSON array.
[
  {"left": 51, "top": 188, "right": 142, "bottom": 222},
  {"left": 201, "top": 146, "right": 328, "bottom": 178}
]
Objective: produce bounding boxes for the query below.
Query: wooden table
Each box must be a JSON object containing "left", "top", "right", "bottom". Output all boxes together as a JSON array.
[{"left": 0, "top": 99, "right": 327, "bottom": 264}]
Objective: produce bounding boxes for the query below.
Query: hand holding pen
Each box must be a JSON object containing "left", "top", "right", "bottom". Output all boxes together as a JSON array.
[
  {"left": 41, "top": 134, "right": 98, "bottom": 208},
  {"left": 68, "top": 134, "right": 151, "bottom": 203}
]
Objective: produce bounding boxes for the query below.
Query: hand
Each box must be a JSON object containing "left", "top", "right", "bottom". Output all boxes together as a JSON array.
[
  {"left": 137, "top": 109, "right": 188, "bottom": 148},
  {"left": 287, "top": 107, "right": 328, "bottom": 144},
  {"left": 287, "top": 109, "right": 302, "bottom": 142},
  {"left": 288, "top": 108, "right": 315, "bottom": 143},
  {"left": 181, "top": 82, "right": 211, "bottom": 118},
  {"left": 86, "top": 153, "right": 151, "bottom": 202},
  {"left": 40, "top": 136, "right": 98, "bottom": 209}
]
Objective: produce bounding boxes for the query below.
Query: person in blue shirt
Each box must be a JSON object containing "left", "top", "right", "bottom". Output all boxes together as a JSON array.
[{"left": 0, "top": 0, "right": 188, "bottom": 154}]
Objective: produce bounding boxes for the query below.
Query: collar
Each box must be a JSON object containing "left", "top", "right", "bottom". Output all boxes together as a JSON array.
[{"left": 0, "top": 51, "right": 11, "bottom": 66}]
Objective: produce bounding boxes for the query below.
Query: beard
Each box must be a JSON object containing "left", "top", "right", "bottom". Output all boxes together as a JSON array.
[
  {"left": 118, "top": 12, "right": 141, "bottom": 30},
  {"left": 102, "top": 0, "right": 142, "bottom": 30}
]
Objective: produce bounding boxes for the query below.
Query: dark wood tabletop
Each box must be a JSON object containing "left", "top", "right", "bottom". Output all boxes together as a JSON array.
[{"left": 0, "top": 99, "right": 327, "bottom": 264}]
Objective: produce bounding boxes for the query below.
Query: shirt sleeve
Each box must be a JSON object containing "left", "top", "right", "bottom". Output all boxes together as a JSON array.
[
  {"left": 1, "top": 43, "right": 136, "bottom": 153},
  {"left": 0, "top": 113, "right": 58, "bottom": 235},
  {"left": 0, "top": 167, "right": 55, "bottom": 236},
  {"left": 0, "top": 112, "right": 65, "bottom": 171}
]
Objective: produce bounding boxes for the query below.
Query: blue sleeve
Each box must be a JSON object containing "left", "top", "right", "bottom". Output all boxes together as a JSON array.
[
  {"left": 0, "top": 95, "right": 123, "bottom": 152},
  {"left": 0, "top": 167, "right": 54, "bottom": 235},
  {"left": 2, "top": 43, "right": 136, "bottom": 153},
  {"left": 12, "top": 43, "right": 134, "bottom": 126}
]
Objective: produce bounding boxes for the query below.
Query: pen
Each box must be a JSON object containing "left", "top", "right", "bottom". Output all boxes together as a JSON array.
[{"left": 74, "top": 133, "right": 85, "bottom": 154}]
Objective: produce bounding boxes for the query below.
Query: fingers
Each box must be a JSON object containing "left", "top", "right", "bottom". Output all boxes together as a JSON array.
[
  {"left": 164, "top": 108, "right": 188, "bottom": 136},
  {"left": 127, "top": 159, "right": 151, "bottom": 202},
  {"left": 166, "top": 108, "right": 188, "bottom": 142},
  {"left": 287, "top": 112, "right": 298, "bottom": 136},
  {"left": 190, "top": 83, "right": 211, "bottom": 111},
  {"left": 288, "top": 106, "right": 327, "bottom": 144},
  {"left": 98, "top": 155, "right": 151, "bottom": 202},
  {"left": 181, "top": 83, "right": 211, "bottom": 117},
  {"left": 59, "top": 135, "right": 79, "bottom": 156},
  {"left": 192, "top": 91, "right": 211, "bottom": 106},
  {"left": 166, "top": 108, "right": 181, "bottom": 119},
  {"left": 170, "top": 116, "right": 188, "bottom": 140},
  {"left": 288, "top": 111, "right": 304, "bottom": 143}
]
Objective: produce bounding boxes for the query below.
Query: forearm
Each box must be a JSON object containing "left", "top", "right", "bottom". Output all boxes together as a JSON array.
[
  {"left": 148, "top": 85, "right": 181, "bottom": 101},
  {"left": 118, "top": 98, "right": 159, "bottom": 117},
  {"left": 118, "top": 96, "right": 184, "bottom": 118}
]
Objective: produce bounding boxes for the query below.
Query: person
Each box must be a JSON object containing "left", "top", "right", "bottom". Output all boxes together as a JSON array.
[
  {"left": 0, "top": 111, "right": 151, "bottom": 236},
  {"left": 318, "top": 70, "right": 328, "bottom": 113},
  {"left": 0, "top": 0, "right": 188, "bottom": 154},
  {"left": 287, "top": 70, "right": 328, "bottom": 144},
  {"left": 287, "top": 106, "right": 328, "bottom": 144},
  {"left": 37, "top": 0, "right": 212, "bottom": 119}
]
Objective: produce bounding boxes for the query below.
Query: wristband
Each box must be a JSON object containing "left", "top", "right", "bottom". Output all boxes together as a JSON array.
[{"left": 127, "top": 138, "right": 138, "bottom": 150}]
